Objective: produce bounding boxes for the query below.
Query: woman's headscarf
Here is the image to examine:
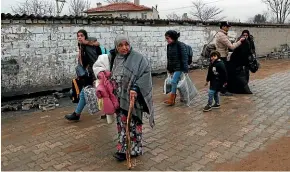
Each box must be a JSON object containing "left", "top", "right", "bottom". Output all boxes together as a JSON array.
[
  {"left": 241, "top": 30, "right": 255, "bottom": 53},
  {"left": 241, "top": 30, "right": 254, "bottom": 41},
  {"left": 165, "top": 30, "right": 180, "bottom": 41},
  {"left": 241, "top": 30, "right": 250, "bottom": 37},
  {"left": 114, "top": 34, "right": 131, "bottom": 51}
]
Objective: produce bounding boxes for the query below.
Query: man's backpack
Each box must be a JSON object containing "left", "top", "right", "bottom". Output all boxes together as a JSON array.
[
  {"left": 201, "top": 32, "right": 219, "bottom": 59},
  {"left": 201, "top": 44, "right": 216, "bottom": 59}
]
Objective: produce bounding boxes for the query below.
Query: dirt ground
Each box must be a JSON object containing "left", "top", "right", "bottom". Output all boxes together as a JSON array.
[
  {"left": 215, "top": 136, "right": 290, "bottom": 171},
  {"left": 210, "top": 58, "right": 290, "bottom": 171},
  {"left": 164, "top": 58, "right": 290, "bottom": 171}
]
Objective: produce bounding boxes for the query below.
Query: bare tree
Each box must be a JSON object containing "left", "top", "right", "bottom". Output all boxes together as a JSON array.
[
  {"left": 190, "top": 0, "right": 224, "bottom": 21},
  {"left": 104, "top": 0, "right": 129, "bottom": 3},
  {"left": 166, "top": 12, "right": 182, "bottom": 20},
  {"left": 69, "top": 0, "right": 91, "bottom": 16},
  {"left": 262, "top": 0, "right": 290, "bottom": 23},
  {"left": 11, "top": 0, "right": 56, "bottom": 16}
]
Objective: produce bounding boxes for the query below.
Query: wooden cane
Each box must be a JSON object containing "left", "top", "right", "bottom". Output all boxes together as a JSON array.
[{"left": 126, "top": 95, "right": 135, "bottom": 170}]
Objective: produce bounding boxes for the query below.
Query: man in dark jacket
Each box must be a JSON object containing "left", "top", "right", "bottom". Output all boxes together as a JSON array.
[{"left": 204, "top": 51, "right": 227, "bottom": 112}]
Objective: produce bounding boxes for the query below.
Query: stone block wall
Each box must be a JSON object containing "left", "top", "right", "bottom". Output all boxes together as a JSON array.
[{"left": 1, "top": 15, "right": 290, "bottom": 97}]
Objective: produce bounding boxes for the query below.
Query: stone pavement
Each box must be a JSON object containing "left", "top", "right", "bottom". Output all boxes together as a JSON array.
[{"left": 2, "top": 71, "right": 290, "bottom": 171}]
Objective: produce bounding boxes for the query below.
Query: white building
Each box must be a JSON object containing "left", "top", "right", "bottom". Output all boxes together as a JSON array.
[{"left": 85, "top": 0, "right": 159, "bottom": 19}]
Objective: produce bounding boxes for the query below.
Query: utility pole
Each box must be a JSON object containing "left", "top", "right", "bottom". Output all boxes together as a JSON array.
[{"left": 56, "top": 0, "right": 66, "bottom": 16}]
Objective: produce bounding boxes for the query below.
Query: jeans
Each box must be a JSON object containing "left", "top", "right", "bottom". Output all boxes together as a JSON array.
[
  {"left": 171, "top": 71, "right": 182, "bottom": 94},
  {"left": 75, "top": 89, "right": 86, "bottom": 114},
  {"left": 208, "top": 89, "right": 219, "bottom": 106}
]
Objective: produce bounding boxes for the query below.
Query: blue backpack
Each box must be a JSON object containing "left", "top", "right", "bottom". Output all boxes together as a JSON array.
[{"left": 100, "top": 46, "right": 108, "bottom": 54}]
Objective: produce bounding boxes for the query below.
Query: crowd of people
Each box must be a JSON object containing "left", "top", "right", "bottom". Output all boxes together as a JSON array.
[{"left": 64, "top": 21, "right": 257, "bottom": 162}]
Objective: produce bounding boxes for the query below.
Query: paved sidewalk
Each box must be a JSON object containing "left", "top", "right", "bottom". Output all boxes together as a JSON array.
[{"left": 2, "top": 70, "right": 290, "bottom": 171}]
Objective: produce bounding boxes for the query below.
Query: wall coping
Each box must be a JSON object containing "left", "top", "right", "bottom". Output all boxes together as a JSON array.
[{"left": 2, "top": 13, "right": 290, "bottom": 28}]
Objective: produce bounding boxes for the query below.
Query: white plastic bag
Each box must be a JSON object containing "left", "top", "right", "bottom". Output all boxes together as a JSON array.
[
  {"left": 83, "top": 85, "right": 100, "bottom": 115},
  {"left": 163, "top": 74, "right": 172, "bottom": 94},
  {"left": 177, "top": 73, "right": 198, "bottom": 106}
]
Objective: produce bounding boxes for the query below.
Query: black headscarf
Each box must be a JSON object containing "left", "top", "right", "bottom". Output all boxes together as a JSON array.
[
  {"left": 242, "top": 30, "right": 250, "bottom": 37},
  {"left": 165, "top": 30, "right": 180, "bottom": 41},
  {"left": 241, "top": 30, "right": 255, "bottom": 54}
]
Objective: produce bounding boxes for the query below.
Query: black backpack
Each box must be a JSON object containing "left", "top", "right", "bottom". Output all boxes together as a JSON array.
[{"left": 177, "top": 42, "right": 193, "bottom": 65}]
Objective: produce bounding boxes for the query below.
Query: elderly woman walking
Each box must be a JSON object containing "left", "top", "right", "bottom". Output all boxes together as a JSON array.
[{"left": 93, "top": 35, "right": 154, "bottom": 161}]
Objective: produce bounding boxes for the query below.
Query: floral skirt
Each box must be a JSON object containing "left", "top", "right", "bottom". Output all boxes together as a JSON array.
[{"left": 116, "top": 110, "right": 143, "bottom": 156}]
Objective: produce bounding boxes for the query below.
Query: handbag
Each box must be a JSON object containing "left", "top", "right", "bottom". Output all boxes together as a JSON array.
[
  {"left": 76, "top": 64, "right": 88, "bottom": 77},
  {"left": 83, "top": 85, "right": 99, "bottom": 115},
  {"left": 248, "top": 54, "right": 260, "bottom": 73}
]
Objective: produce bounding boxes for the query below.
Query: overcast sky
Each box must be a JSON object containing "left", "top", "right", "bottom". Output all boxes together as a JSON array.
[{"left": 1, "top": 0, "right": 270, "bottom": 22}]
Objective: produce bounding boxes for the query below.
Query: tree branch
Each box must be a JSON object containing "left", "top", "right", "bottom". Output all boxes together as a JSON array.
[{"left": 190, "top": 0, "right": 223, "bottom": 21}]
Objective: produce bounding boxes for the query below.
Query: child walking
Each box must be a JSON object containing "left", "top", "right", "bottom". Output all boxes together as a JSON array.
[{"left": 204, "top": 51, "right": 228, "bottom": 112}]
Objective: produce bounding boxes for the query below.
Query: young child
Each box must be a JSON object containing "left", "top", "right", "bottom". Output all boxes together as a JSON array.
[{"left": 204, "top": 51, "right": 228, "bottom": 112}]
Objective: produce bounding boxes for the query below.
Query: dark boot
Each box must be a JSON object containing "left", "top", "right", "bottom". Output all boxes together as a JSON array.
[
  {"left": 113, "top": 152, "right": 139, "bottom": 161},
  {"left": 113, "top": 152, "right": 126, "bottom": 161},
  {"left": 164, "top": 93, "right": 176, "bottom": 106},
  {"left": 65, "top": 112, "right": 80, "bottom": 121}
]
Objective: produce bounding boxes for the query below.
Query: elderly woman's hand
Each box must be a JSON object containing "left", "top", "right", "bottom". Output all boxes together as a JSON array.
[{"left": 130, "top": 90, "right": 137, "bottom": 101}]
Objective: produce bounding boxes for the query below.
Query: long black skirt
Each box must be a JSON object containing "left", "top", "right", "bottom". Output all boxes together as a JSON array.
[{"left": 227, "top": 65, "right": 252, "bottom": 94}]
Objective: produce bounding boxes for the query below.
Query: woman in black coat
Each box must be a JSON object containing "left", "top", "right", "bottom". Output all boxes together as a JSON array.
[
  {"left": 240, "top": 30, "right": 256, "bottom": 83},
  {"left": 227, "top": 31, "right": 254, "bottom": 94}
]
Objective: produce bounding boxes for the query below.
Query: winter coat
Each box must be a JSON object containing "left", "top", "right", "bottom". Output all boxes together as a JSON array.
[
  {"left": 166, "top": 41, "right": 188, "bottom": 73},
  {"left": 230, "top": 39, "right": 252, "bottom": 68},
  {"left": 215, "top": 30, "right": 242, "bottom": 57},
  {"left": 206, "top": 59, "right": 227, "bottom": 91},
  {"left": 96, "top": 71, "right": 119, "bottom": 115}
]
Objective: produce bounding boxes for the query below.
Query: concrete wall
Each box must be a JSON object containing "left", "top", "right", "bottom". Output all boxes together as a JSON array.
[{"left": 1, "top": 16, "right": 290, "bottom": 97}]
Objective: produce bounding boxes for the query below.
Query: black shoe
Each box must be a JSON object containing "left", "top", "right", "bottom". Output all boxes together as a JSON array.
[
  {"left": 203, "top": 105, "right": 212, "bottom": 112},
  {"left": 113, "top": 152, "right": 126, "bottom": 161},
  {"left": 101, "top": 115, "right": 106, "bottom": 119},
  {"left": 113, "top": 152, "right": 139, "bottom": 161},
  {"left": 65, "top": 112, "right": 80, "bottom": 121},
  {"left": 212, "top": 103, "right": 220, "bottom": 109},
  {"left": 220, "top": 92, "right": 233, "bottom": 96}
]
